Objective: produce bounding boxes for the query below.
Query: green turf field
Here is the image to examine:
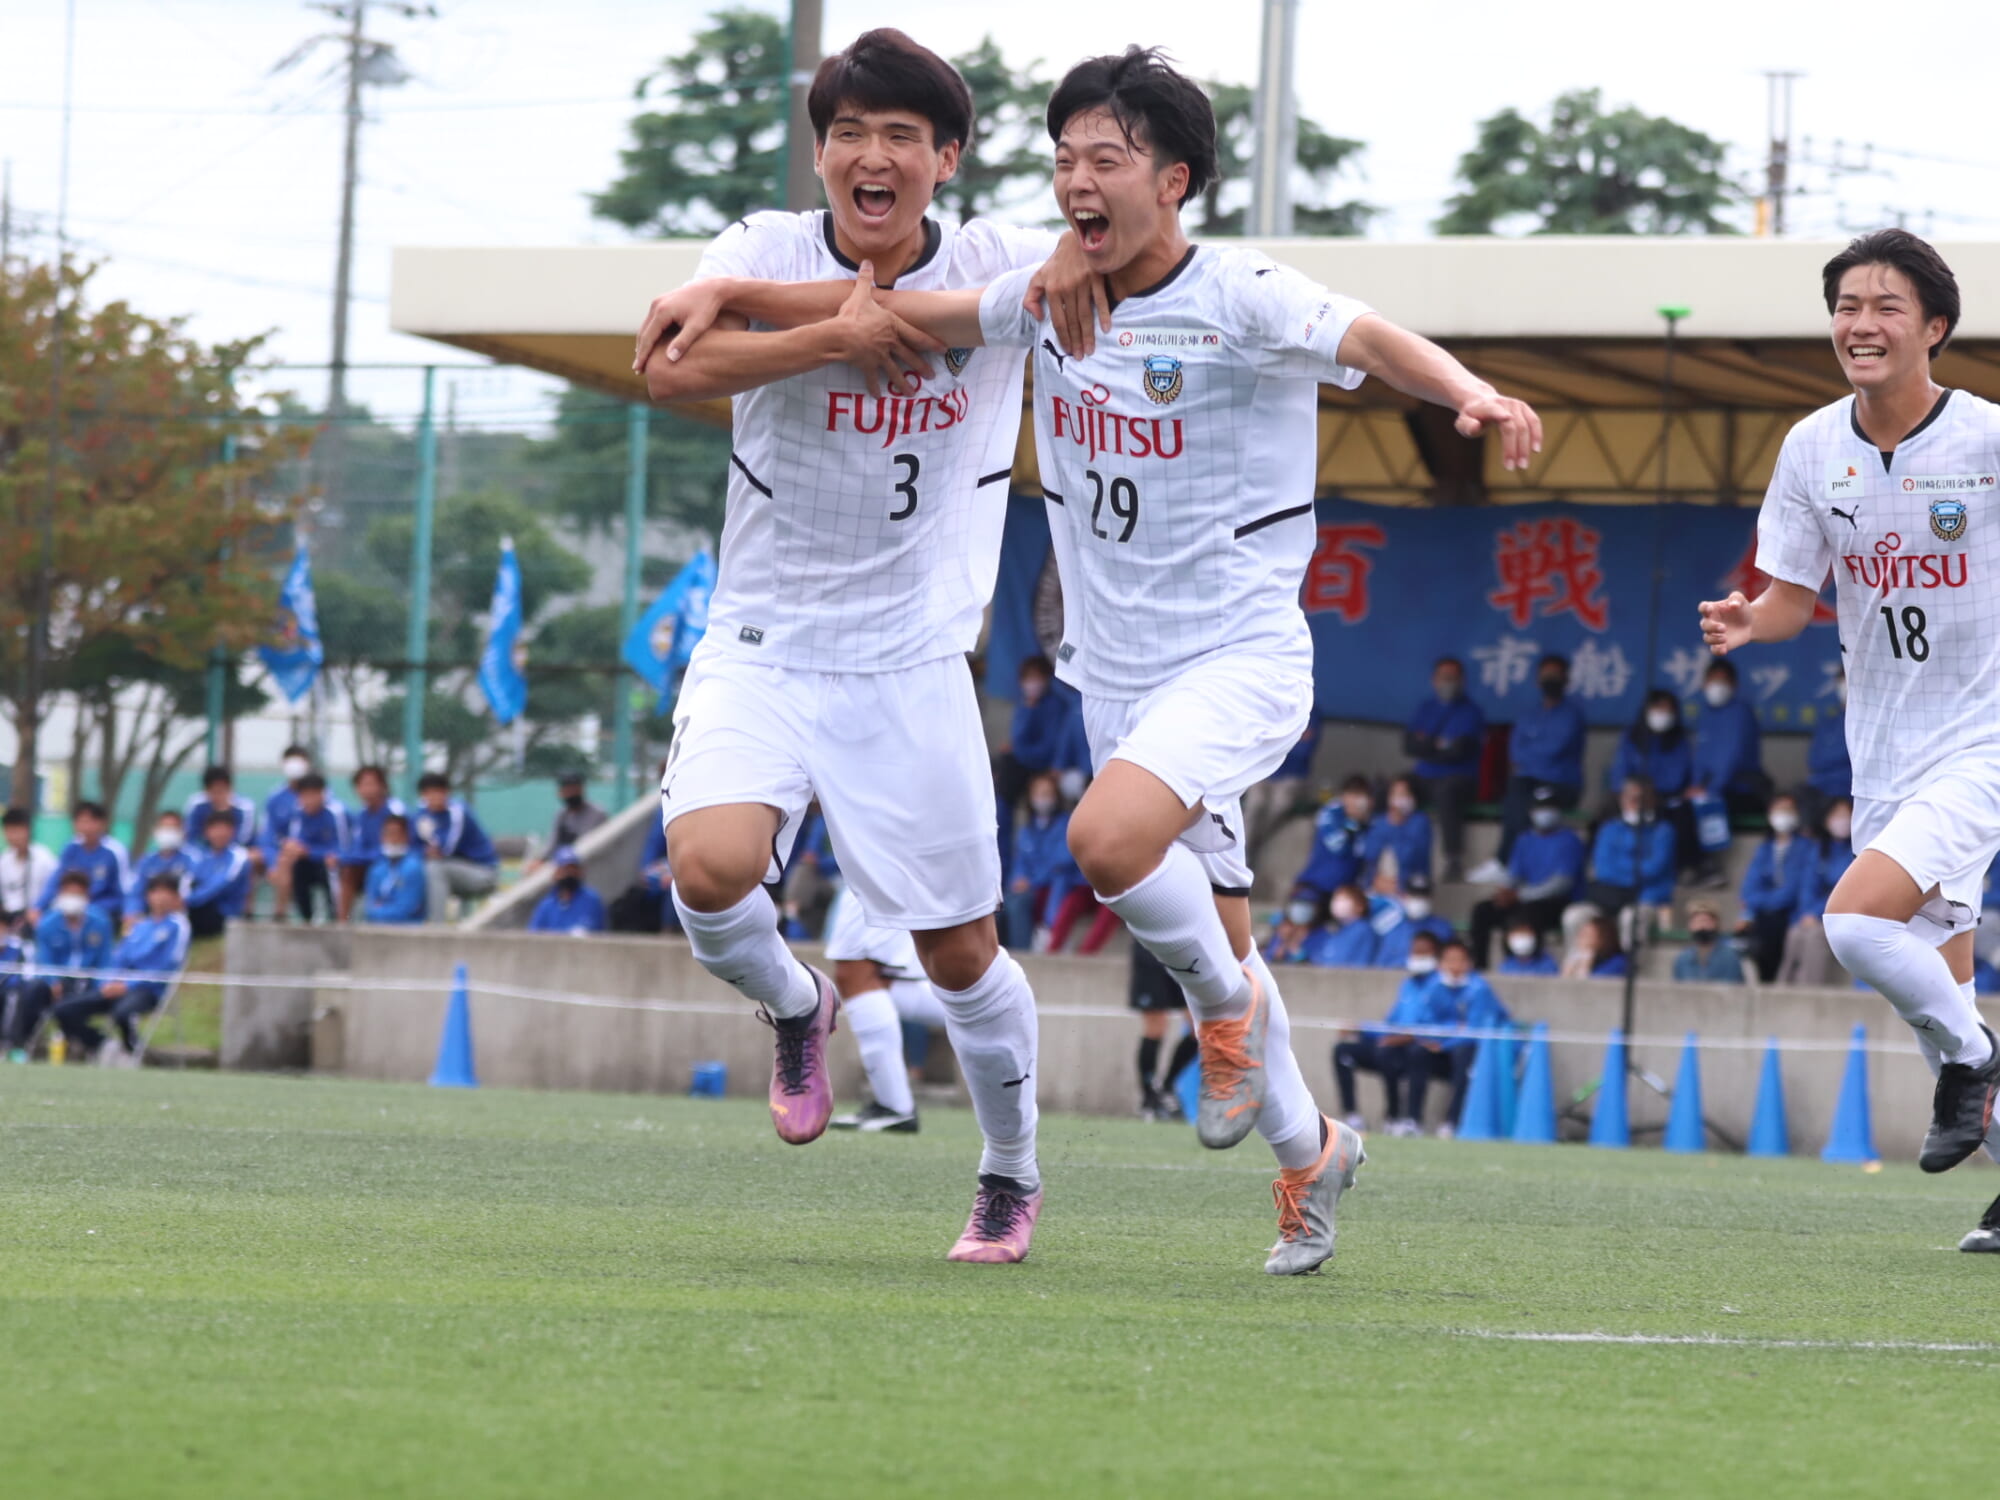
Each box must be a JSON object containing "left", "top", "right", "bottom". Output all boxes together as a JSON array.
[{"left": 3, "top": 1070, "right": 1995, "bottom": 1498}]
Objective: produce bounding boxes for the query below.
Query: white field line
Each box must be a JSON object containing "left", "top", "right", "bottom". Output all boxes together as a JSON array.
[{"left": 1451, "top": 1329, "right": 1997, "bottom": 1352}]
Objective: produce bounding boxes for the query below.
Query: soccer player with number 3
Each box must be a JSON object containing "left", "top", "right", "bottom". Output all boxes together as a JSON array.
[{"left": 1702, "top": 231, "right": 2000, "bottom": 1246}]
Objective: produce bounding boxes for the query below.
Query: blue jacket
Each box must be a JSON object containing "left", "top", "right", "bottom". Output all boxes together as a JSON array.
[
  {"left": 182, "top": 792, "right": 257, "bottom": 849},
  {"left": 1798, "top": 839, "right": 1856, "bottom": 921},
  {"left": 1740, "top": 836, "right": 1817, "bottom": 919},
  {"left": 186, "top": 844, "right": 252, "bottom": 917},
  {"left": 124, "top": 848, "right": 194, "bottom": 918},
  {"left": 34, "top": 907, "right": 115, "bottom": 985},
  {"left": 1369, "top": 899, "right": 1453, "bottom": 970},
  {"left": 1509, "top": 826, "right": 1587, "bottom": 900},
  {"left": 414, "top": 799, "right": 497, "bottom": 868},
  {"left": 1509, "top": 695, "right": 1586, "bottom": 786},
  {"left": 1052, "top": 698, "right": 1093, "bottom": 777},
  {"left": 1432, "top": 973, "right": 1512, "bottom": 1052},
  {"left": 342, "top": 798, "right": 408, "bottom": 867},
  {"left": 1013, "top": 812, "right": 1081, "bottom": 911},
  {"left": 1690, "top": 697, "right": 1763, "bottom": 796},
  {"left": 1369, "top": 974, "right": 1451, "bottom": 1035},
  {"left": 1807, "top": 709, "right": 1852, "bottom": 799},
  {"left": 261, "top": 784, "right": 301, "bottom": 848},
  {"left": 363, "top": 852, "right": 429, "bottom": 924},
  {"left": 639, "top": 813, "right": 670, "bottom": 894},
  {"left": 1609, "top": 730, "right": 1693, "bottom": 800},
  {"left": 109, "top": 912, "right": 191, "bottom": 1005},
  {"left": 528, "top": 886, "right": 607, "bottom": 935},
  {"left": 1589, "top": 819, "right": 1676, "bottom": 906},
  {"left": 1295, "top": 806, "right": 1369, "bottom": 896},
  {"left": 1588, "top": 954, "right": 1631, "bottom": 979},
  {"left": 1500, "top": 951, "right": 1560, "bottom": 976},
  {"left": 1262, "top": 922, "right": 1325, "bottom": 965},
  {"left": 1406, "top": 695, "right": 1485, "bottom": 779},
  {"left": 264, "top": 803, "right": 349, "bottom": 864},
  {"left": 1303, "top": 918, "right": 1379, "bottom": 969},
  {"left": 1276, "top": 719, "right": 1322, "bottom": 780},
  {"left": 1362, "top": 812, "right": 1434, "bottom": 885},
  {"left": 39, "top": 837, "right": 132, "bottom": 924},
  {"left": 1674, "top": 943, "right": 1744, "bottom": 983},
  {"left": 1009, "top": 692, "right": 1071, "bottom": 774}
]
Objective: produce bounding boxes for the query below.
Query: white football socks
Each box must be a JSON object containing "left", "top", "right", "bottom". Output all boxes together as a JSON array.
[
  {"left": 936, "top": 950, "right": 1040, "bottom": 1187},
  {"left": 1244, "top": 948, "right": 1325, "bottom": 1169},
  {"left": 672, "top": 884, "right": 818, "bottom": 1019},
  {"left": 1102, "top": 842, "right": 1250, "bottom": 1018},
  {"left": 1825, "top": 912, "right": 1994, "bottom": 1067},
  {"left": 890, "top": 976, "right": 949, "bottom": 1030},
  {"left": 841, "top": 987, "right": 914, "bottom": 1116}
]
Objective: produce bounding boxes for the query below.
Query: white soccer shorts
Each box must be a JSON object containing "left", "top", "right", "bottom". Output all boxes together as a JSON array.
[
  {"left": 662, "top": 650, "right": 1001, "bottom": 929},
  {"left": 1854, "top": 765, "right": 2000, "bottom": 936},
  {"left": 1081, "top": 651, "right": 1312, "bottom": 894},
  {"left": 821, "top": 882, "right": 925, "bottom": 980}
]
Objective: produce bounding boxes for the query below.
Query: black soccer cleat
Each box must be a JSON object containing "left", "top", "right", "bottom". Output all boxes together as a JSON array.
[
  {"left": 1959, "top": 1192, "right": 2000, "bottom": 1253},
  {"left": 1919, "top": 1025, "right": 2000, "bottom": 1174},
  {"left": 828, "top": 1101, "right": 919, "bottom": 1134}
]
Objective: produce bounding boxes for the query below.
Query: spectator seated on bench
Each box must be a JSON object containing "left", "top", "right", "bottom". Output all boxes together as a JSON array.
[
  {"left": 52, "top": 874, "right": 190, "bottom": 1064},
  {"left": 362, "top": 814, "right": 428, "bottom": 925},
  {"left": 1673, "top": 901, "right": 1746, "bottom": 984},
  {"left": 1262, "top": 898, "right": 1326, "bottom": 966},
  {"left": 1369, "top": 870, "right": 1452, "bottom": 970},
  {"left": 1333, "top": 931, "right": 1446, "bottom": 1136},
  {"left": 1498, "top": 916, "right": 1559, "bottom": 976},
  {"left": 529, "top": 847, "right": 606, "bottom": 935},
  {"left": 1469, "top": 785, "right": 1583, "bottom": 969},
  {"left": 9, "top": 871, "right": 114, "bottom": 1062},
  {"left": 185, "top": 812, "right": 254, "bottom": 939},
  {"left": 1303, "top": 884, "right": 1379, "bottom": 968},
  {"left": 1404, "top": 938, "right": 1514, "bottom": 1137}
]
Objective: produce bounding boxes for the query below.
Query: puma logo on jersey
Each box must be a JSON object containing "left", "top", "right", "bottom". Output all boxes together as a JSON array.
[
  {"left": 1830, "top": 504, "right": 1861, "bottom": 530},
  {"left": 739, "top": 626, "right": 765, "bottom": 645},
  {"left": 1041, "top": 338, "right": 1067, "bottom": 372}
]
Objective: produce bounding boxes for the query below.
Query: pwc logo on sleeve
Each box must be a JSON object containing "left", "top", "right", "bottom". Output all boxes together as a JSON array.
[{"left": 1825, "top": 459, "right": 1860, "bottom": 498}]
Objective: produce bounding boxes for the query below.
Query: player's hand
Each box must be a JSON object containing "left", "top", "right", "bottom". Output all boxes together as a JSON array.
[
  {"left": 1025, "top": 232, "right": 1111, "bottom": 357},
  {"left": 1454, "top": 389, "right": 1543, "bottom": 471},
  {"left": 633, "top": 280, "right": 731, "bottom": 372},
  {"left": 834, "top": 263, "right": 940, "bottom": 399},
  {"left": 1699, "top": 591, "right": 1755, "bottom": 656}
]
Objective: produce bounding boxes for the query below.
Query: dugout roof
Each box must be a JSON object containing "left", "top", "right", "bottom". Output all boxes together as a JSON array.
[{"left": 391, "top": 236, "right": 2000, "bottom": 505}]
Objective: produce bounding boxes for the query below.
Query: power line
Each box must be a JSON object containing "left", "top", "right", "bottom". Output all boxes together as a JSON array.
[{"left": 0, "top": 93, "right": 632, "bottom": 116}]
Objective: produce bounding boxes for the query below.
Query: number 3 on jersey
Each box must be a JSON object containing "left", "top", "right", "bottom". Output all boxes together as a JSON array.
[
  {"left": 890, "top": 453, "right": 919, "bottom": 521},
  {"left": 1086, "top": 469, "right": 1139, "bottom": 543}
]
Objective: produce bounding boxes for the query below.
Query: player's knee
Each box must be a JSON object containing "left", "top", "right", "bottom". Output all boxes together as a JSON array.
[
  {"left": 666, "top": 839, "right": 761, "bottom": 913},
  {"left": 832, "top": 960, "right": 880, "bottom": 999},
  {"left": 1066, "top": 807, "right": 1143, "bottom": 895},
  {"left": 913, "top": 922, "right": 997, "bottom": 993}
]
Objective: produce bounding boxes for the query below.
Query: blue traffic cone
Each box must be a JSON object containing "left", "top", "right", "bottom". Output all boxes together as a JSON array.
[
  {"left": 1175, "top": 1050, "right": 1201, "bottom": 1124},
  {"left": 1495, "top": 1032, "right": 1521, "bottom": 1138},
  {"left": 1510, "top": 1023, "right": 1558, "bottom": 1144},
  {"left": 1457, "top": 1034, "right": 1502, "bottom": 1140},
  {"left": 1588, "top": 1030, "right": 1631, "bottom": 1149},
  {"left": 1747, "top": 1040, "right": 1790, "bottom": 1157},
  {"left": 1821, "top": 1023, "right": 1877, "bottom": 1164},
  {"left": 427, "top": 963, "right": 478, "bottom": 1089},
  {"left": 1663, "top": 1033, "right": 1706, "bottom": 1153}
]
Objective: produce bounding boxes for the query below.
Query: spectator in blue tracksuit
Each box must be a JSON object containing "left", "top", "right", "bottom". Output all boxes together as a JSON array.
[
  {"left": 124, "top": 811, "right": 193, "bottom": 928},
  {"left": 1332, "top": 931, "right": 1450, "bottom": 1132},
  {"left": 415, "top": 772, "right": 499, "bottom": 925},
  {"left": 1689, "top": 659, "right": 1768, "bottom": 817},
  {"left": 1735, "top": 792, "right": 1817, "bottom": 983},
  {"left": 1469, "top": 785, "right": 1586, "bottom": 968},
  {"left": 1006, "top": 772, "right": 1082, "bottom": 949},
  {"left": 1245, "top": 718, "right": 1321, "bottom": 863},
  {"left": 1498, "top": 916, "right": 1560, "bottom": 975},
  {"left": 1370, "top": 871, "right": 1453, "bottom": 970},
  {"left": 53, "top": 874, "right": 190, "bottom": 1057},
  {"left": 1610, "top": 691, "right": 1697, "bottom": 875},
  {"left": 1801, "top": 671, "right": 1853, "bottom": 823},
  {"left": 1407, "top": 940, "right": 1515, "bottom": 1131},
  {"left": 528, "top": 846, "right": 607, "bottom": 935},
  {"left": 1362, "top": 776, "right": 1434, "bottom": 886},
  {"left": 263, "top": 774, "right": 348, "bottom": 924},
  {"left": 39, "top": 802, "right": 131, "bottom": 927},
  {"left": 1303, "top": 884, "right": 1380, "bottom": 968},
  {"left": 1492, "top": 653, "right": 1587, "bottom": 868},
  {"left": 1580, "top": 779, "right": 1677, "bottom": 931},
  {"left": 1293, "top": 777, "right": 1374, "bottom": 903},
  {"left": 993, "top": 655, "right": 1072, "bottom": 821},
  {"left": 1262, "top": 897, "right": 1328, "bottom": 966},
  {"left": 1777, "top": 798, "right": 1857, "bottom": 988},
  {"left": 1405, "top": 655, "right": 1485, "bottom": 881},
  {"left": 185, "top": 814, "right": 253, "bottom": 939},
  {"left": 8, "top": 872, "right": 114, "bottom": 1056},
  {"left": 362, "top": 814, "right": 428, "bottom": 925},
  {"left": 258, "top": 743, "right": 318, "bottom": 882},
  {"left": 1673, "top": 902, "right": 1745, "bottom": 984},
  {"left": 183, "top": 765, "right": 258, "bottom": 852},
  {"left": 339, "top": 764, "right": 406, "bottom": 922}
]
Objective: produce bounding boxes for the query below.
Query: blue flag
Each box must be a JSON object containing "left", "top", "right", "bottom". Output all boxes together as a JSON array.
[
  {"left": 258, "top": 541, "right": 323, "bottom": 704},
  {"left": 622, "top": 548, "right": 715, "bottom": 709},
  {"left": 479, "top": 537, "right": 528, "bottom": 726}
]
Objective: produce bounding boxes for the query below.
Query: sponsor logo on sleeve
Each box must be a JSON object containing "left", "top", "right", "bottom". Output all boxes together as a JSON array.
[
  {"left": 1825, "top": 459, "right": 1861, "bottom": 498},
  {"left": 1900, "top": 473, "right": 1998, "bottom": 493}
]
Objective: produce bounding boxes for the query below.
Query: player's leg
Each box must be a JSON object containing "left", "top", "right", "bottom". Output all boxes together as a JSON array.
[
  {"left": 270, "top": 848, "right": 298, "bottom": 924},
  {"left": 823, "top": 889, "right": 918, "bottom": 1131},
  {"left": 1136, "top": 1006, "right": 1172, "bottom": 1116}
]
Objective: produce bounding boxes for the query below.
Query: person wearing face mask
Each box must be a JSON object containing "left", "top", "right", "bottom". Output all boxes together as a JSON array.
[
  {"left": 1478, "top": 653, "right": 1585, "bottom": 883},
  {"left": 1362, "top": 776, "right": 1434, "bottom": 888},
  {"left": 8, "top": 872, "right": 114, "bottom": 1060},
  {"left": 52, "top": 874, "right": 191, "bottom": 1063},
  {"left": 528, "top": 848, "right": 607, "bottom": 936},
  {"left": 1498, "top": 918, "right": 1558, "bottom": 976},
  {"left": 1242, "top": 719, "right": 1321, "bottom": 865},
  {"left": 547, "top": 773, "right": 607, "bottom": 855},
  {"left": 1800, "top": 670, "right": 1854, "bottom": 828},
  {"left": 1006, "top": 772, "right": 1081, "bottom": 951},
  {"left": 1404, "top": 656, "right": 1485, "bottom": 881},
  {"left": 255, "top": 745, "right": 319, "bottom": 897},
  {"left": 37, "top": 802, "right": 131, "bottom": 929},
  {"left": 1408, "top": 939, "right": 1513, "bottom": 1136},
  {"left": 362, "top": 815, "right": 428, "bottom": 925},
  {"left": 1263, "top": 895, "right": 1326, "bottom": 966},
  {"left": 1302, "top": 883, "right": 1380, "bottom": 969},
  {"left": 1610, "top": 690, "right": 1697, "bottom": 876},
  {"left": 1469, "top": 785, "right": 1584, "bottom": 969},
  {"left": 1292, "top": 777, "right": 1374, "bottom": 907},
  {"left": 1564, "top": 778, "right": 1676, "bottom": 953},
  {"left": 1687, "top": 660, "right": 1770, "bottom": 827},
  {"left": 1369, "top": 869, "right": 1453, "bottom": 970},
  {"left": 184, "top": 812, "right": 253, "bottom": 939},
  {"left": 338, "top": 765, "right": 408, "bottom": 922},
  {"left": 1332, "top": 931, "right": 1443, "bottom": 1135},
  {"left": 1736, "top": 793, "right": 1818, "bottom": 983},
  {"left": 1673, "top": 901, "right": 1745, "bottom": 984},
  {"left": 123, "top": 812, "right": 193, "bottom": 934}
]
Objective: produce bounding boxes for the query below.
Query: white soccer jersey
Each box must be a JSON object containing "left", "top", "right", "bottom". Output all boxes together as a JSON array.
[
  {"left": 1757, "top": 389, "right": 2000, "bottom": 803},
  {"left": 692, "top": 210, "right": 1056, "bottom": 673},
  {"left": 979, "top": 245, "right": 1371, "bottom": 699}
]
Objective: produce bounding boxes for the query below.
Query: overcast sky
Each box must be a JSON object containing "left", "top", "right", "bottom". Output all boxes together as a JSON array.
[{"left": 5, "top": 0, "right": 1999, "bottom": 431}]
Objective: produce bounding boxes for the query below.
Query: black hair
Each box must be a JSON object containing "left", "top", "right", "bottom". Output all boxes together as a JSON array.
[
  {"left": 1432, "top": 656, "right": 1465, "bottom": 675},
  {"left": 1823, "top": 228, "right": 1960, "bottom": 359},
  {"left": 353, "top": 763, "right": 389, "bottom": 787},
  {"left": 1705, "top": 658, "right": 1737, "bottom": 685},
  {"left": 417, "top": 772, "right": 451, "bottom": 794},
  {"left": 1340, "top": 775, "right": 1372, "bottom": 796},
  {"left": 282, "top": 743, "right": 311, "bottom": 761},
  {"left": 155, "top": 809, "right": 183, "bottom": 825},
  {"left": 1409, "top": 929, "right": 1443, "bottom": 953},
  {"left": 2, "top": 808, "right": 27, "bottom": 830},
  {"left": 808, "top": 28, "right": 973, "bottom": 151},
  {"left": 1439, "top": 937, "right": 1473, "bottom": 960},
  {"left": 73, "top": 801, "right": 106, "bottom": 821},
  {"left": 1537, "top": 653, "right": 1569, "bottom": 675},
  {"left": 296, "top": 773, "right": 328, "bottom": 794},
  {"left": 1045, "top": 46, "right": 1217, "bottom": 205},
  {"left": 1633, "top": 690, "right": 1684, "bottom": 746},
  {"left": 58, "top": 870, "right": 90, "bottom": 891},
  {"left": 145, "top": 872, "right": 182, "bottom": 897},
  {"left": 382, "top": 813, "right": 411, "bottom": 834},
  {"left": 557, "top": 770, "right": 585, "bottom": 786},
  {"left": 201, "top": 765, "right": 233, "bottom": 789},
  {"left": 204, "top": 815, "right": 236, "bottom": 839}
]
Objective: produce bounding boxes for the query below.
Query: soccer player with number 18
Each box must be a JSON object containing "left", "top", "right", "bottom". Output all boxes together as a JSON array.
[{"left": 1702, "top": 231, "right": 2000, "bottom": 1248}]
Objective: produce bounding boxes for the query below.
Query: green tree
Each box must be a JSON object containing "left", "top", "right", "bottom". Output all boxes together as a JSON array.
[
  {"left": 1194, "top": 84, "right": 1376, "bottom": 236},
  {"left": 528, "top": 388, "right": 729, "bottom": 544},
  {"left": 1437, "top": 88, "right": 1740, "bottom": 236},
  {"left": 933, "top": 38, "right": 1053, "bottom": 223}
]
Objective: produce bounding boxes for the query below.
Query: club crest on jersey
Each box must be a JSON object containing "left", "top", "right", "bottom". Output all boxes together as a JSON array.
[
  {"left": 1930, "top": 497, "right": 1969, "bottom": 541},
  {"left": 944, "top": 347, "right": 971, "bottom": 377},
  {"left": 1142, "top": 354, "right": 1183, "bottom": 406}
]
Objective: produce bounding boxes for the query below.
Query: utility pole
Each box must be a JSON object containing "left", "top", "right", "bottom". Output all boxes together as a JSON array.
[
  {"left": 783, "top": 0, "right": 823, "bottom": 212},
  {"left": 1248, "top": 0, "right": 1300, "bottom": 237},
  {"left": 1, "top": 159, "right": 12, "bottom": 268},
  {"left": 329, "top": 0, "right": 365, "bottom": 423},
  {"left": 1761, "top": 71, "right": 1802, "bottom": 237}
]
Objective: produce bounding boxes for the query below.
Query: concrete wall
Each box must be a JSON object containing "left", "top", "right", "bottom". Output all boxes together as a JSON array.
[
  {"left": 221, "top": 924, "right": 353, "bottom": 1071},
  {"left": 225, "top": 924, "right": 1961, "bottom": 1161}
]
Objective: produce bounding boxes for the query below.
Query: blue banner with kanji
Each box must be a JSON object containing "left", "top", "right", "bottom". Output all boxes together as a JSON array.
[{"left": 988, "top": 494, "right": 1844, "bottom": 733}]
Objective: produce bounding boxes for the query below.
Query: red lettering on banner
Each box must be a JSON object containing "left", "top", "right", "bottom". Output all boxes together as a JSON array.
[
  {"left": 1487, "top": 517, "right": 1609, "bottom": 631},
  {"left": 1302, "top": 523, "right": 1387, "bottom": 623}
]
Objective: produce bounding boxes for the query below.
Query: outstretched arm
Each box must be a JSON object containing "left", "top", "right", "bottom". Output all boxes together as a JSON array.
[
  {"left": 1336, "top": 316, "right": 1543, "bottom": 472},
  {"left": 1698, "top": 580, "right": 1818, "bottom": 655}
]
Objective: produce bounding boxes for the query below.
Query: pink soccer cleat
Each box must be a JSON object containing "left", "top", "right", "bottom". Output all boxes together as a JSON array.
[
  {"left": 946, "top": 1173, "right": 1043, "bottom": 1264},
  {"left": 760, "top": 966, "right": 840, "bottom": 1145}
]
